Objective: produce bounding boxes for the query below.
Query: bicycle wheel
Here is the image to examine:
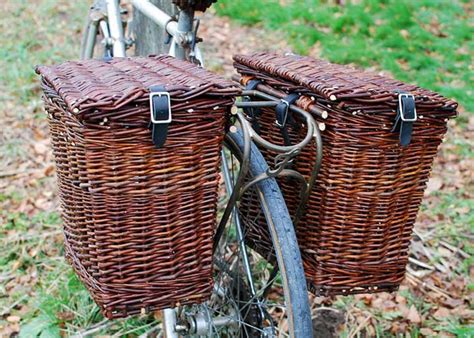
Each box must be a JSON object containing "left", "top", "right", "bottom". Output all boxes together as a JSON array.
[{"left": 173, "top": 128, "right": 312, "bottom": 337}]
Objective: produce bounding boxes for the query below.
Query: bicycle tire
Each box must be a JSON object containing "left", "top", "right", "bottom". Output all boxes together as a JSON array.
[{"left": 225, "top": 130, "right": 313, "bottom": 338}]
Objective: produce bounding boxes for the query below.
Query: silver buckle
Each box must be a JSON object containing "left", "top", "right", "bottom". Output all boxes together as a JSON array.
[
  {"left": 149, "top": 92, "right": 172, "bottom": 124},
  {"left": 398, "top": 93, "right": 417, "bottom": 122}
]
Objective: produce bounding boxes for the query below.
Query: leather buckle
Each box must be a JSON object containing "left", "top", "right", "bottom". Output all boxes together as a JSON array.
[
  {"left": 148, "top": 86, "right": 171, "bottom": 148},
  {"left": 392, "top": 92, "right": 417, "bottom": 147},
  {"left": 398, "top": 93, "right": 417, "bottom": 122},
  {"left": 149, "top": 92, "right": 172, "bottom": 124}
]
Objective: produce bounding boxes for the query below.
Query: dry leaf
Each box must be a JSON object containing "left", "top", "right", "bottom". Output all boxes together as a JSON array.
[
  {"left": 433, "top": 307, "right": 450, "bottom": 320},
  {"left": 400, "top": 29, "right": 410, "bottom": 39},
  {"left": 6, "top": 316, "right": 20, "bottom": 323},
  {"left": 57, "top": 311, "right": 75, "bottom": 321},
  {"left": 43, "top": 164, "right": 55, "bottom": 176},
  {"left": 420, "top": 328, "right": 436, "bottom": 336},
  {"left": 11, "top": 261, "right": 21, "bottom": 272},
  {"left": 29, "top": 248, "right": 38, "bottom": 258},
  {"left": 406, "top": 305, "right": 421, "bottom": 323},
  {"left": 442, "top": 297, "right": 464, "bottom": 309},
  {"left": 33, "top": 141, "right": 49, "bottom": 155},
  {"left": 425, "top": 176, "right": 443, "bottom": 195}
]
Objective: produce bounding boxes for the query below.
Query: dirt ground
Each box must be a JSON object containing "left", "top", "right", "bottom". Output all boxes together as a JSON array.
[{"left": 0, "top": 2, "right": 472, "bottom": 336}]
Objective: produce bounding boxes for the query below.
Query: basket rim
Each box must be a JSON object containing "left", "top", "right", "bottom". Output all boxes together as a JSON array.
[
  {"left": 36, "top": 55, "right": 240, "bottom": 116},
  {"left": 233, "top": 52, "right": 458, "bottom": 113}
]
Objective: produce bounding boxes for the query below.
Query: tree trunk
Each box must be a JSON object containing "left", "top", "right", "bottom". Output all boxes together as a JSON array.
[{"left": 133, "top": 0, "right": 176, "bottom": 56}]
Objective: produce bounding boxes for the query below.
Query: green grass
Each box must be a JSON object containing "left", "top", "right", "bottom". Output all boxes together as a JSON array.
[
  {"left": 215, "top": 0, "right": 474, "bottom": 114},
  {"left": 1, "top": 0, "right": 472, "bottom": 336},
  {"left": 0, "top": 1, "right": 88, "bottom": 102},
  {"left": 0, "top": 208, "right": 155, "bottom": 336}
]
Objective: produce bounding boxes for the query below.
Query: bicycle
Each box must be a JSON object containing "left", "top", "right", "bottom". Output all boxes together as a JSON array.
[{"left": 80, "top": 1, "right": 323, "bottom": 336}]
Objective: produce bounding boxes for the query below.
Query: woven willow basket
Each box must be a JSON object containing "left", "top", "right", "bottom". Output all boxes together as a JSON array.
[
  {"left": 36, "top": 56, "right": 239, "bottom": 318},
  {"left": 233, "top": 52, "right": 458, "bottom": 296}
]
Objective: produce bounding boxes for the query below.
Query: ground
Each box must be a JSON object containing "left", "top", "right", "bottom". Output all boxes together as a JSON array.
[{"left": 0, "top": 0, "right": 472, "bottom": 337}]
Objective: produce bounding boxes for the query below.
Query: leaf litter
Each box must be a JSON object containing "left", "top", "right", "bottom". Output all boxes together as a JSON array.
[{"left": 0, "top": 2, "right": 472, "bottom": 337}]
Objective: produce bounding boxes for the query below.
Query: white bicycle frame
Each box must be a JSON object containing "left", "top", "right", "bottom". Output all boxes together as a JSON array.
[{"left": 82, "top": 0, "right": 204, "bottom": 66}]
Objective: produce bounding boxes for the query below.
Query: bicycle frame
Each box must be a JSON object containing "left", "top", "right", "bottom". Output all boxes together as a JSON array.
[
  {"left": 215, "top": 86, "right": 323, "bottom": 253},
  {"left": 82, "top": 0, "right": 203, "bottom": 64}
]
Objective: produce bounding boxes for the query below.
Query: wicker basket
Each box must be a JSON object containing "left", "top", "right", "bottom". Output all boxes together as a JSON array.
[
  {"left": 233, "top": 52, "right": 457, "bottom": 296},
  {"left": 172, "top": 0, "right": 216, "bottom": 11},
  {"left": 36, "top": 56, "right": 239, "bottom": 318}
]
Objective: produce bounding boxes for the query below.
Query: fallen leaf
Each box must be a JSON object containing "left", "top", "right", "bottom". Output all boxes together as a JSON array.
[
  {"left": 11, "top": 261, "right": 21, "bottom": 272},
  {"left": 451, "top": 306, "right": 473, "bottom": 319},
  {"left": 43, "top": 164, "right": 55, "bottom": 176},
  {"left": 438, "top": 247, "right": 452, "bottom": 257},
  {"left": 432, "top": 307, "right": 450, "bottom": 320},
  {"left": 425, "top": 176, "right": 443, "bottom": 195},
  {"left": 406, "top": 305, "right": 421, "bottom": 323},
  {"left": 29, "top": 248, "right": 38, "bottom": 258},
  {"left": 400, "top": 29, "right": 410, "bottom": 39},
  {"left": 420, "top": 328, "right": 436, "bottom": 336},
  {"left": 57, "top": 311, "right": 75, "bottom": 321},
  {"left": 33, "top": 141, "right": 49, "bottom": 155},
  {"left": 6, "top": 316, "right": 20, "bottom": 323},
  {"left": 442, "top": 297, "right": 464, "bottom": 309},
  {"left": 396, "top": 293, "right": 407, "bottom": 305}
]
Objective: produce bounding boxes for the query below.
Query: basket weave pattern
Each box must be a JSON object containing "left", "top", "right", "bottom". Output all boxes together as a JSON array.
[
  {"left": 234, "top": 53, "right": 457, "bottom": 296},
  {"left": 37, "top": 56, "right": 239, "bottom": 318}
]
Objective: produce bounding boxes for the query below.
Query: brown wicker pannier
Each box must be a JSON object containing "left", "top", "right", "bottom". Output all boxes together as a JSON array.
[
  {"left": 233, "top": 52, "right": 457, "bottom": 296},
  {"left": 36, "top": 56, "right": 239, "bottom": 318}
]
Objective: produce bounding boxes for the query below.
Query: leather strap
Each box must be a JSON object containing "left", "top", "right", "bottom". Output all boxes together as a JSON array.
[
  {"left": 243, "top": 79, "right": 262, "bottom": 133},
  {"left": 392, "top": 92, "right": 417, "bottom": 147},
  {"left": 275, "top": 93, "right": 300, "bottom": 146},
  {"left": 149, "top": 85, "right": 171, "bottom": 148}
]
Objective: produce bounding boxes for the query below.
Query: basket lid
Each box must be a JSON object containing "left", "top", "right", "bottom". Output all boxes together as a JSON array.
[
  {"left": 35, "top": 55, "right": 239, "bottom": 119},
  {"left": 233, "top": 52, "right": 458, "bottom": 114}
]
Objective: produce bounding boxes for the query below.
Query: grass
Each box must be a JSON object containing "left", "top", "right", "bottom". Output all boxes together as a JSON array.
[
  {"left": 215, "top": 0, "right": 474, "bottom": 115},
  {"left": 0, "top": 209, "right": 155, "bottom": 336},
  {"left": 0, "top": 0, "right": 472, "bottom": 337}
]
